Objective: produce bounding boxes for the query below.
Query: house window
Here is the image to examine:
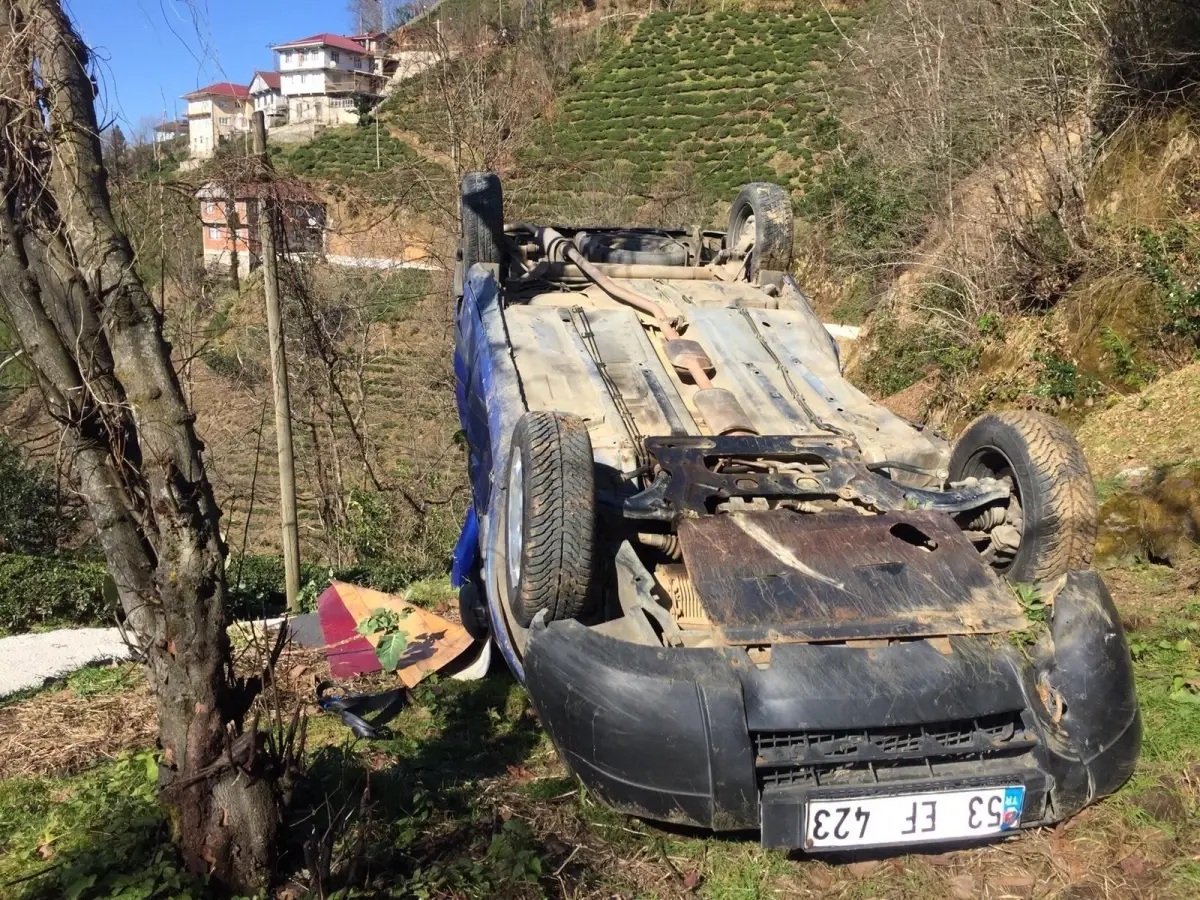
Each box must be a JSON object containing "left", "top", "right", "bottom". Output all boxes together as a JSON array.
[
  {"left": 283, "top": 51, "right": 291, "bottom": 65},
  {"left": 330, "top": 50, "right": 339, "bottom": 64},
  {"left": 208, "top": 226, "right": 220, "bottom": 240},
  {"left": 204, "top": 201, "right": 215, "bottom": 215}
]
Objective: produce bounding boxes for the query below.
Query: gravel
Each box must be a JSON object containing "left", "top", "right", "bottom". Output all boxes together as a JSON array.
[{"left": 0, "top": 628, "right": 131, "bottom": 697}]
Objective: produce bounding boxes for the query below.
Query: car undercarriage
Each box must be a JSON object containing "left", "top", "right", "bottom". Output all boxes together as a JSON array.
[{"left": 451, "top": 174, "right": 1139, "bottom": 851}]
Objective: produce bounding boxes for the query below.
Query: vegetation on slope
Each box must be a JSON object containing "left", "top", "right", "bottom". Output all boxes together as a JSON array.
[
  {"left": 281, "top": 123, "right": 430, "bottom": 186},
  {"left": 529, "top": 7, "right": 859, "bottom": 206}
]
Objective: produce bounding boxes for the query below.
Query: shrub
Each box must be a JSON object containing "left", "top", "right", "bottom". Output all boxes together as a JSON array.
[
  {"left": 856, "top": 313, "right": 980, "bottom": 397},
  {"left": 1031, "top": 351, "right": 1102, "bottom": 402},
  {"left": 800, "top": 153, "right": 932, "bottom": 263},
  {"left": 0, "top": 553, "right": 110, "bottom": 633},
  {"left": 1138, "top": 225, "right": 1200, "bottom": 341},
  {"left": 0, "top": 439, "right": 78, "bottom": 556}
]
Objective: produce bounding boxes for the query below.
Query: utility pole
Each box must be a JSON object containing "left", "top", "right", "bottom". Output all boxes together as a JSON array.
[{"left": 252, "top": 111, "right": 301, "bottom": 610}]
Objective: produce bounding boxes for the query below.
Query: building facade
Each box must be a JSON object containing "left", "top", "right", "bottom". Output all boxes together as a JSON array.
[
  {"left": 249, "top": 71, "right": 286, "bottom": 126},
  {"left": 197, "top": 182, "right": 326, "bottom": 275},
  {"left": 272, "top": 33, "right": 387, "bottom": 125},
  {"left": 183, "top": 83, "right": 251, "bottom": 158},
  {"left": 153, "top": 120, "right": 188, "bottom": 144}
]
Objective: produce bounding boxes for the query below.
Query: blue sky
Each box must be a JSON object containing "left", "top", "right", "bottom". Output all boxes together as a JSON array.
[{"left": 68, "top": 0, "right": 354, "bottom": 135}]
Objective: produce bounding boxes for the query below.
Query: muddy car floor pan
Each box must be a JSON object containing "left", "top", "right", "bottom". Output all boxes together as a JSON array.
[{"left": 678, "top": 509, "right": 1027, "bottom": 643}]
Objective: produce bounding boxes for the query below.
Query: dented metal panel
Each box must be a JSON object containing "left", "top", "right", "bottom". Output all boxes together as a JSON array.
[{"left": 678, "top": 510, "right": 1027, "bottom": 644}]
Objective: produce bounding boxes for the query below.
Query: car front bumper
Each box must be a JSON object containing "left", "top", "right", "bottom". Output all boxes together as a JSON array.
[{"left": 523, "top": 570, "right": 1140, "bottom": 848}]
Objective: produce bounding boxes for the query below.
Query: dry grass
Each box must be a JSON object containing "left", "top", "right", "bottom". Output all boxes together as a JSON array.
[
  {"left": 1077, "top": 362, "right": 1200, "bottom": 480},
  {"left": 0, "top": 667, "right": 155, "bottom": 779}
]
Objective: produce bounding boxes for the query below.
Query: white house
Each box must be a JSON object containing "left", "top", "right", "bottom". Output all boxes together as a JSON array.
[
  {"left": 182, "top": 82, "right": 251, "bottom": 159},
  {"left": 152, "top": 120, "right": 188, "bottom": 144},
  {"left": 249, "top": 71, "right": 286, "bottom": 126},
  {"left": 271, "top": 33, "right": 387, "bottom": 126}
]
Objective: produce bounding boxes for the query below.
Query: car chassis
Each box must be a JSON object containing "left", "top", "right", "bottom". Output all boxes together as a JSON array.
[{"left": 449, "top": 174, "right": 1140, "bottom": 852}]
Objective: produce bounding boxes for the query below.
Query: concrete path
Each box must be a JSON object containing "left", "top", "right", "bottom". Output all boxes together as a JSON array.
[{"left": 0, "top": 628, "right": 131, "bottom": 697}]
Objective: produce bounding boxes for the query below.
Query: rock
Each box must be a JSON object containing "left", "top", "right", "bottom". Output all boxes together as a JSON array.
[
  {"left": 1095, "top": 464, "right": 1200, "bottom": 565},
  {"left": 1116, "top": 466, "right": 1154, "bottom": 488}
]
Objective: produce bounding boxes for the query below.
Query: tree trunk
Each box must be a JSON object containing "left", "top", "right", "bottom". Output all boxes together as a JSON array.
[
  {"left": 0, "top": 1, "right": 282, "bottom": 892},
  {"left": 226, "top": 200, "right": 242, "bottom": 291}
]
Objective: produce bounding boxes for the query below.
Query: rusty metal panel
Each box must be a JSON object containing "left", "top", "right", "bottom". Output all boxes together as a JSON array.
[{"left": 677, "top": 510, "right": 1026, "bottom": 644}]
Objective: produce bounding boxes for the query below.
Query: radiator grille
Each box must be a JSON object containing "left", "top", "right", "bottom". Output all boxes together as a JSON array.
[{"left": 753, "top": 712, "right": 1035, "bottom": 789}]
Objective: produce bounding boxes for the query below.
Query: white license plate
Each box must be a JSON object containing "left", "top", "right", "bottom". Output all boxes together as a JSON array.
[{"left": 805, "top": 786, "right": 1025, "bottom": 849}]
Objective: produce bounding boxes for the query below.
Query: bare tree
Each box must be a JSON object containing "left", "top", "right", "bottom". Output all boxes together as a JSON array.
[
  {"left": 348, "top": 0, "right": 384, "bottom": 32},
  {"left": 103, "top": 122, "right": 127, "bottom": 180},
  {"left": 0, "top": 1, "right": 295, "bottom": 892}
]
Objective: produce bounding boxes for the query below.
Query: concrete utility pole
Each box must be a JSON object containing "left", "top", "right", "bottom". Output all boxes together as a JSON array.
[{"left": 252, "top": 111, "right": 301, "bottom": 610}]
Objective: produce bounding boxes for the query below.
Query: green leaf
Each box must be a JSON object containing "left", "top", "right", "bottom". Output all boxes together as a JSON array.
[
  {"left": 143, "top": 753, "right": 158, "bottom": 784},
  {"left": 64, "top": 875, "right": 98, "bottom": 900},
  {"left": 1168, "top": 689, "right": 1200, "bottom": 705},
  {"left": 376, "top": 630, "right": 410, "bottom": 670}
]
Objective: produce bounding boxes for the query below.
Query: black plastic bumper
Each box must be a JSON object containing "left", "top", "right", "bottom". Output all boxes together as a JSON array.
[{"left": 523, "top": 570, "right": 1140, "bottom": 847}]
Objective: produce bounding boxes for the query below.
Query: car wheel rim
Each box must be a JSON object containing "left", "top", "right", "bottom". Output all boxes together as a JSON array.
[
  {"left": 964, "top": 447, "right": 1023, "bottom": 572},
  {"left": 735, "top": 211, "right": 756, "bottom": 253},
  {"left": 506, "top": 447, "right": 524, "bottom": 590}
]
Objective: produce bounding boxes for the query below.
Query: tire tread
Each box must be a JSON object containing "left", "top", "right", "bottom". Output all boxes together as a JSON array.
[
  {"left": 951, "top": 410, "right": 1097, "bottom": 583},
  {"left": 508, "top": 411, "right": 595, "bottom": 626}
]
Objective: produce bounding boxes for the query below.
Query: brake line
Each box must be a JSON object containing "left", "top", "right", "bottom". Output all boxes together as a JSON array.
[
  {"left": 569, "top": 307, "right": 650, "bottom": 475},
  {"left": 738, "top": 308, "right": 848, "bottom": 437}
]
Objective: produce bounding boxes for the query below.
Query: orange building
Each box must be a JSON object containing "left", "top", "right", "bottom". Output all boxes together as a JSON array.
[{"left": 197, "top": 181, "right": 325, "bottom": 275}]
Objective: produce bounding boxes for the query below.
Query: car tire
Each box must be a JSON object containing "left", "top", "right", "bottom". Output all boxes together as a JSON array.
[
  {"left": 503, "top": 411, "right": 596, "bottom": 628},
  {"left": 460, "top": 171, "right": 505, "bottom": 276},
  {"left": 457, "top": 580, "right": 489, "bottom": 639},
  {"left": 727, "top": 183, "right": 793, "bottom": 278},
  {"left": 949, "top": 410, "right": 1097, "bottom": 584}
]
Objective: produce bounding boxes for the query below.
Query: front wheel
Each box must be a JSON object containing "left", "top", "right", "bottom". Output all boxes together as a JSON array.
[
  {"left": 950, "top": 410, "right": 1097, "bottom": 583},
  {"left": 503, "top": 411, "right": 597, "bottom": 627},
  {"left": 460, "top": 171, "right": 505, "bottom": 276}
]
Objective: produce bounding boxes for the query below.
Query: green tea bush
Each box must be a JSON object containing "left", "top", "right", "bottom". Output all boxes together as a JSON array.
[
  {"left": 532, "top": 8, "right": 854, "bottom": 205},
  {"left": 0, "top": 553, "right": 109, "bottom": 632},
  {"left": 0, "top": 439, "right": 78, "bottom": 556}
]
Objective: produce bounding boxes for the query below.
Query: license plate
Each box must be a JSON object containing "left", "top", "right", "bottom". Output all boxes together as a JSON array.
[{"left": 805, "top": 786, "right": 1025, "bottom": 849}]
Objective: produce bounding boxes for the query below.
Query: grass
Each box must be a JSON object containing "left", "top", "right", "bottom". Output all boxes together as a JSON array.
[
  {"left": 2, "top": 541, "right": 1198, "bottom": 898},
  {"left": 64, "top": 663, "right": 141, "bottom": 699}
]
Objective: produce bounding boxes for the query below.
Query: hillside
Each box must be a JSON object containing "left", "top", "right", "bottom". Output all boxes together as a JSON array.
[
  {"left": 3, "top": 1, "right": 1200, "bottom": 897},
  {"left": 520, "top": 6, "right": 859, "bottom": 218}
]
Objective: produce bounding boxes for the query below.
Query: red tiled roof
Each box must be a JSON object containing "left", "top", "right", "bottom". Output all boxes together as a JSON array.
[
  {"left": 351, "top": 31, "right": 386, "bottom": 39},
  {"left": 272, "top": 33, "right": 370, "bottom": 54},
  {"left": 195, "top": 179, "right": 324, "bottom": 204},
  {"left": 183, "top": 82, "right": 249, "bottom": 100},
  {"left": 251, "top": 70, "right": 281, "bottom": 90}
]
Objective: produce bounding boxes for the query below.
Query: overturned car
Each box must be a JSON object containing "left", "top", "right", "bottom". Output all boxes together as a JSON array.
[{"left": 450, "top": 173, "right": 1139, "bottom": 851}]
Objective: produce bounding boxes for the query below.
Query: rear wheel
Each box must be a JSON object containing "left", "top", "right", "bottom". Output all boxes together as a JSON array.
[
  {"left": 727, "top": 183, "right": 794, "bottom": 279},
  {"left": 460, "top": 171, "right": 505, "bottom": 276},
  {"left": 503, "top": 411, "right": 597, "bottom": 627},
  {"left": 950, "top": 411, "right": 1097, "bottom": 583}
]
